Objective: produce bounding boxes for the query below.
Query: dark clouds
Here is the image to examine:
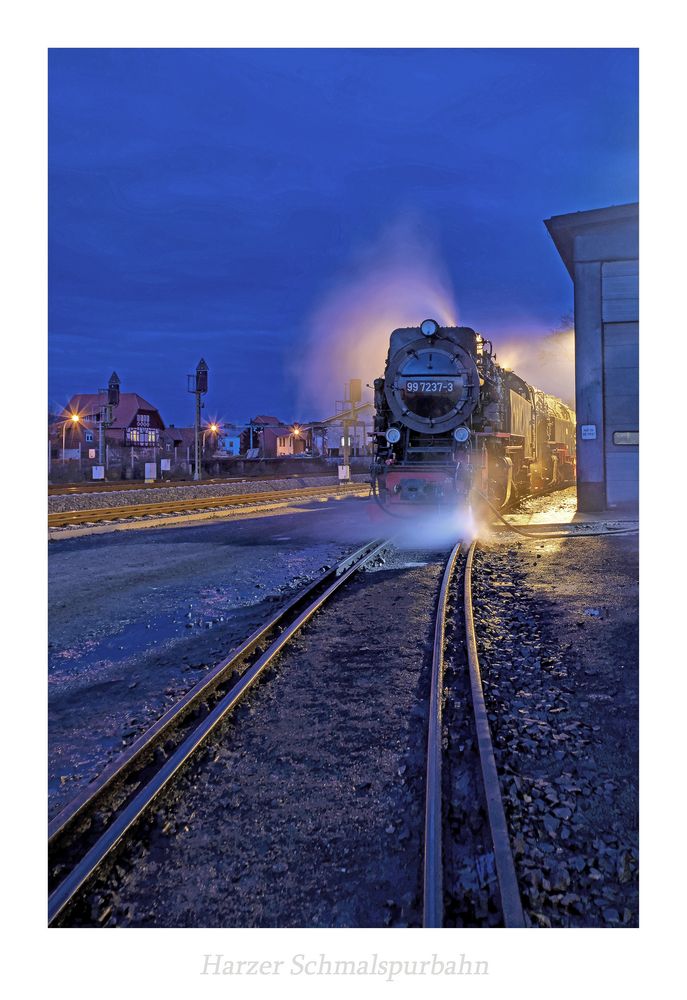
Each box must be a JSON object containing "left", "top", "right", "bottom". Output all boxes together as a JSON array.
[{"left": 49, "top": 48, "right": 638, "bottom": 423}]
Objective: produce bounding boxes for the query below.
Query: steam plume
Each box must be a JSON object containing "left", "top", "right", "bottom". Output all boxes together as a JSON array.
[{"left": 296, "top": 217, "right": 458, "bottom": 415}]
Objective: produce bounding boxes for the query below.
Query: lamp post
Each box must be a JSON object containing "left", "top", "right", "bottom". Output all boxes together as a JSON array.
[{"left": 62, "top": 413, "right": 80, "bottom": 462}]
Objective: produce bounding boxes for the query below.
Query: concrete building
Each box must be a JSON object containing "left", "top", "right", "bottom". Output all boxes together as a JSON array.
[{"left": 545, "top": 203, "right": 638, "bottom": 510}]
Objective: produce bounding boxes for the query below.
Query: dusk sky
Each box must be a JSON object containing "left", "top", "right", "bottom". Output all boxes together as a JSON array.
[{"left": 49, "top": 48, "right": 638, "bottom": 426}]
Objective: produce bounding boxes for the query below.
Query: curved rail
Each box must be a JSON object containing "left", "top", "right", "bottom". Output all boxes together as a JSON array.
[
  {"left": 464, "top": 540, "right": 525, "bottom": 927},
  {"left": 422, "top": 538, "right": 525, "bottom": 928},
  {"left": 48, "top": 538, "right": 389, "bottom": 926},
  {"left": 423, "top": 539, "right": 463, "bottom": 927}
]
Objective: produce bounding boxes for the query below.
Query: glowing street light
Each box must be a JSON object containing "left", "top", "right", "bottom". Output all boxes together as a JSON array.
[
  {"left": 202, "top": 422, "right": 220, "bottom": 451},
  {"left": 62, "top": 412, "right": 80, "bottom": 462}
]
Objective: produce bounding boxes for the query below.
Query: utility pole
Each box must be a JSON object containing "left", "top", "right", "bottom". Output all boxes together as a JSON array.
[
  {"left": 188, "top": 358, "right": 208, "bottom": 481},
  {"left": 342, "top": 414, "right": 350, "bottom": 479},
  {"left": 338, "top": 378, "right": 361, "bottom": 483}
]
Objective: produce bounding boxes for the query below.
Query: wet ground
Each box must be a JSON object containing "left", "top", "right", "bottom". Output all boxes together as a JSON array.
[
  {"left": 472, "top": 527, "right": 639, "bottom": 927},
  {"left": 48, "top": 496, "right": 375, "bottom": 818}
]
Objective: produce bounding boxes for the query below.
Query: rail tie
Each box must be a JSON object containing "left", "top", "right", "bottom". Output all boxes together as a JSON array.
[
  {"left": 48, "top": 538, "right": 389, "bottom": 926},
  {"left": 464, "top": 540, "right": 525, "bottom": 927}
]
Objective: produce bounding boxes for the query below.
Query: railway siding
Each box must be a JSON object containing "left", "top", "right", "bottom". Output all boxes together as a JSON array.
[
  {"left": 52, "top": 550, "right": 444, "bottom": 927},
  {"left": 48, "top": 474, "right": 370, "bottom": 515}
]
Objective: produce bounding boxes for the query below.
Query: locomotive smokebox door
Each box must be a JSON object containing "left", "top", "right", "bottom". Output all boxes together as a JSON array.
[{"left": 383, "top": 326, "right": 480, "bottom": 435}]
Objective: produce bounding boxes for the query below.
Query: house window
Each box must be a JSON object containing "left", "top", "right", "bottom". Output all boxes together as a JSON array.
[
  {"left": 125, "top": 427, "right": 159, "bottom": 446},
  {"left": 85, "top": 431, "right": 94, "bottom": 443}
]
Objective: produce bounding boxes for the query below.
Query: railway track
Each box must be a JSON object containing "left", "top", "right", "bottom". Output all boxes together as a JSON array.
[
  {"left": 49, "top": 534, "right": 523, "bottom": 927},
  {"left": 48, "top": 482, "right": 369, "bottom": 528},
  {"left": 48, "top": 538, "right": 389, "bottom": 925},
  {"left": 423, "top": 539, "right": 524, "bottom": 927}
]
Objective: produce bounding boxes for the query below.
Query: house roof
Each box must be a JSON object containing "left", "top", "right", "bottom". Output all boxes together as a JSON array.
[
  {"left": 160, "top": 426, "right": 196, "bottom": 444},
  {"left": 250, "top": 414, "right": 282, "bottom": 426},
  {"left": 63, "top": 392, "right": 165, "bottom": 430}
]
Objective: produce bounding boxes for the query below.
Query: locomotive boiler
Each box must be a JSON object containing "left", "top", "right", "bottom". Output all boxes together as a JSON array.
[{"left": 372, "top": 319, "right": 576, "bottom": 511}]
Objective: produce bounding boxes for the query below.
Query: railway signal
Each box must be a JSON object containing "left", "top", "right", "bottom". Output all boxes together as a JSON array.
[
  {"left": 98, "top": 372, "right": 120, "bottom": 468},
  {"left": 188, "top": 358, "right": 209, "bottom": 481}
]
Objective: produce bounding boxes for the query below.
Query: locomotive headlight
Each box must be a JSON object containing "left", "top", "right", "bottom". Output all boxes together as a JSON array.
[
  {"left": 385, "top": 427, "right": 401, "bottom": 444},
  {"left": 453, "top": 426, "right": 470, "bottom": 443},
  {"left": 420, "top": 318, "right": 439, "bottom": 337}
]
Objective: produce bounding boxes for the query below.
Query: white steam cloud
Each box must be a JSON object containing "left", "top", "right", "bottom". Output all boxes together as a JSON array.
[
  {"left": 295, "top": 219, "right": 575, "bottom": 417},
  {"left": 296, "top": 217, "right": 458, "bottom": 416},
  {"left": 491, "top": 321, "right": 576, "bottom": 408}
]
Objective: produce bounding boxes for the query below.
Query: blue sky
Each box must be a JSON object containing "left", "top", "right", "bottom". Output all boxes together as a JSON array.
[{"left": 49, "top": 48, "right": 638, "bottom": 425}]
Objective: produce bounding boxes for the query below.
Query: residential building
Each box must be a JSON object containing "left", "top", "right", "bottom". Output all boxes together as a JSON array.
[
  {"left": 217, "top": 426, "right": 243, "bottom": 456},
  {"left": 59, "top": 391, "right": 165, "bottom": 451}
]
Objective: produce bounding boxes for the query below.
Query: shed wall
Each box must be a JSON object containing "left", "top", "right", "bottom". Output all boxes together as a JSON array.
[{"left": 567, "top": 215, "right": 638, "bottom": 509}]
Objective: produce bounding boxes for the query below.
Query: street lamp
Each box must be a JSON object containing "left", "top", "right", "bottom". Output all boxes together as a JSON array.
[
  {"left": 202, "top": 422, "right": 220, "bottom": 450},
  {"left": 62, "top": 413, "right": 80, "bottom": 462}
]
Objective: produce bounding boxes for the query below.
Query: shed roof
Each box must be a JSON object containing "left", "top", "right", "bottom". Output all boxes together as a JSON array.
[{"left": 544, "top": 202, "right": 638, "bottom": 278}]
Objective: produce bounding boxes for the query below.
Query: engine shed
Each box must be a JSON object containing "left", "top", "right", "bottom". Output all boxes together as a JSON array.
[{"left": 545, "top": 203, "right": 638, "bottom": 511}]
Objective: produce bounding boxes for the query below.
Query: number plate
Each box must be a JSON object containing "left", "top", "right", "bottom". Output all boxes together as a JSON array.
[{"left": 401, "top": 379, "right": 457, "bottom": 394}]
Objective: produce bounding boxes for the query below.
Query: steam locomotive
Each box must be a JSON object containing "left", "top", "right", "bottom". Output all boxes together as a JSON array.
[{"left": 371, "top": 319, "right": 575, "bottom": 511}]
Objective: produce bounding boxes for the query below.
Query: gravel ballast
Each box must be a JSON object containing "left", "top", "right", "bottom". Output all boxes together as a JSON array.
[
  {"left": 471, "top": 532, "right": 639, "bottom": 927},
  {"left": 48, "top": 475, "right": 369, "bottom": 514},
  {"left": 49, "top": 503, "right": 374, "bottom": 819},
  {"left": 60, "top": 549, "right": 446, "bottom": 928}
]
